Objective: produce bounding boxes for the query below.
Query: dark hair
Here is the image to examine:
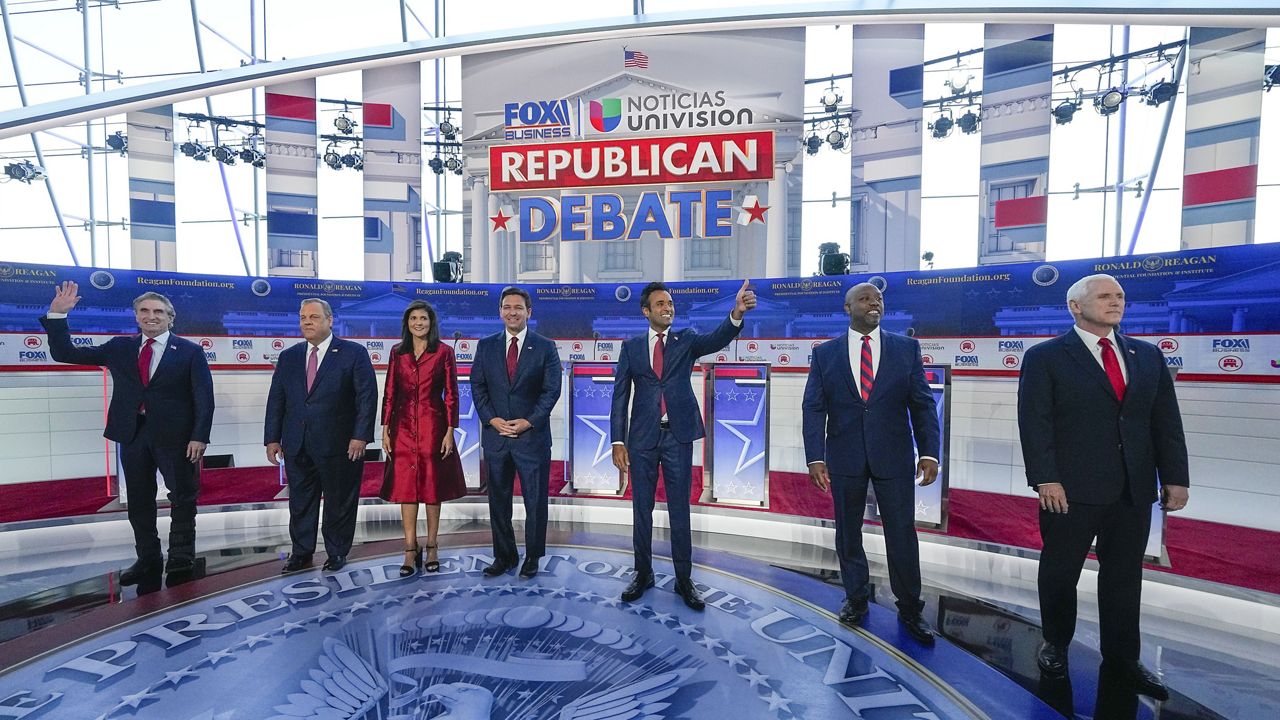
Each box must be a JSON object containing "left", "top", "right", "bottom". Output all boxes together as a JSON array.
[
  {"left": 397, "top": 300, "right": 441, "bottom": 354},
  {"left": 500, "top": 285, "right": 532, "bottom": 309},
  {"left": 640, "top": 282, "right": 669, "bottom": 309}
]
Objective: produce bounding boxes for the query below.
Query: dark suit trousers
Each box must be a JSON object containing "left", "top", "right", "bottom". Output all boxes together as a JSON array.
[
  {"left": 1038, "top": 499, "right": 1151, "bottom": 664},
  {"left": 485, "top": 443, "right": 550, "bottom": 564},
  {"left": 285, "top": 449, "right": 364, "bottom": 557},
  {"left": 830, "top": 468, "right": 924, "bottom": 615},
  {"left": 629, "top": 430, "right": 694, "bottom": 580},
  {"left": 118, "top": 415, "right": 199, "bottom": 565}
]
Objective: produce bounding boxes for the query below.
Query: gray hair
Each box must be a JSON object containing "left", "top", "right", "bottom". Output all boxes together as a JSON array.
[
  {"left": 1066, "top": 273, "right": 1120, "bottom": 304},
  {"left": 132, "top": 291, "right": 175, "bottom": 319},
  {"left": 300, "top": 298, "right": 333, "bottom": 318}
]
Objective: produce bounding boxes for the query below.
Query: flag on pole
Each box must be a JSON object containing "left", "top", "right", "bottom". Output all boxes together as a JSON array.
[{"left": 624, "top": 48, "right": 649, "bottom": 69}]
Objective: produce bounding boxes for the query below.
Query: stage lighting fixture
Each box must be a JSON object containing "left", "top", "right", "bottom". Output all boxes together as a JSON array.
[
  {"left": 106, "top": 131, "right": 127, "bottom": 155},
  {"left": 334, "top": 113, "right": 357, "bottom": 135},
  {"left": 180, "top": 140, "right": 208, "bottom": 160},
  {"left": 428, "top": 156, "right": 444, "bottom": 174},
  {"left": 820, "top": 86, "right": 842, "bottom": 114},
  {"left": 444, "top": 155, "right": 461, "bottom": 173},
  {"left": 341, "top": 149, "right": 363, "bottom": 170},
  {"left": 212, "top": 144, "right": 237, "bottom": 165},
  {"left": 921, "top": 251, "right": 935, "bottom": 269},
  {"left": 438, "top": 117, "right": 456, "bottom": 140},
  {"left": 1144, "top": 80, "right": 1177, "bottom": 106},
  {"left": 432, "top": 250, "right": 464, "bottom": 283},
  {"left": 929, "top": 113, "right": 954, "bottom": 139},
  {"left": 3, "top": 160, "right": 46, "bottom": 183},
  {"left": 1265, "top": 64, "right": 1280, "bottom": 91},
  {"left": 817, "top": 242, "right": 850, "bottom": 276},
  {"left": 957, "top": 109, "right": 981, "bottom": 134},
  {"left": 826, "top": 128, "right": 846, "bottom": 150},
  {"left": 323, "top": 144, "right": 343, "bottom": 170},
  {"left": 1094, "top": 87, "right": 1127, "bottom": 116},
  {"left": 239, "top": 147, "right": 265, "bottom": 168},
  {"left": 804, "top": 133, "right": 822, "bottom": 155},
  {"left": 1052, "top": 99, "right": 1079, "bottom": 125}
]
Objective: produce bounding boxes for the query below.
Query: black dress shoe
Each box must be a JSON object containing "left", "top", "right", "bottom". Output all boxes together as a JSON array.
[
  {"left": 621, "top": 573, "right": 655, "bottom": 602},
  {"left": 838, "top": 597, "right": 869, "bottom": 626},
  {"left": 282, "top": 554, "right": 313, "bottom": 574},
  {"left": 483, "top": 559, "right": 514, "bottom": 577},
  {"left": 119, "top": 560, "right": 163, "bottom": 586},
  {"left": 899, "top": 613, "right": 936, "bottom": 646},
  {"left": 519, "top": 556, "right": 540, "bottom": 579},
  {"left": 322, "top": 555, "right": 347, "bottom": 572},
  {"left": 165, "top": 556, "right": 195, "bottom": 574},
  {"left": 1037, "top": 641, "right": 1069, "bottom": 676},
  {"left": 675, "top": 578, "right": 705, "bottom": 611},
  {"left": 1109, "top": 661, "right": 1169, "bottom": 702}
]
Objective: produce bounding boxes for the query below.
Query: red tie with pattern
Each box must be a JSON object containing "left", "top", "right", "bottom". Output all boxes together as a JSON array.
[
  {"left": 507, "top": 336, "right": 519, "bottom": 382},
  {"left": 859, "top": 335, "right": 874, "bottom": 402},
  {"left": 138, "top": 337, "right": 155, "bottom": 412},
  {"left": 1098, "top": 337, "right": 1126, "bottom": 401},
  {"left": 653, "top": 332, "right": 666, "bottom": 416}
]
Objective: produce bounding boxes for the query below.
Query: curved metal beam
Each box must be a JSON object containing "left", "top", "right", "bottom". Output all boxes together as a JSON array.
[{"left": 2, "top": 1, "right": 1278, "bottom": 139}]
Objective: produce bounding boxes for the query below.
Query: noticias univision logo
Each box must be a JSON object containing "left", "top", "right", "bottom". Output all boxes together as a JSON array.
[{"left": 589, "top": 98, "right": 622, "bottom": 133}]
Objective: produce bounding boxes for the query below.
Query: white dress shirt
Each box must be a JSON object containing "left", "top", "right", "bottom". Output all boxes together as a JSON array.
[
  {"left": 504, "top": 326, "right": 529, "bottom": 363},
  {"left": 1072, "top": 325, "right": 1129, "bottom": 383}
]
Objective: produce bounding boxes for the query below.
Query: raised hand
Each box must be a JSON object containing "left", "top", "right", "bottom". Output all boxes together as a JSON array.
[
  {"left": 49, "top": 280, "right": 81, "bottom": 314},
  {"left": 732, "top": 279, "right": 757, "bottom": 320}
]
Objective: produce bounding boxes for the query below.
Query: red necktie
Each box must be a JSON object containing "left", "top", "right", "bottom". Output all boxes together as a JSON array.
[
  {"left": 138, "top": 338, "right": 155, "bottom": 412},
  {"left": 506, "top": 336, "right": 519, "bottom": 382},
  {"left": 859, "top": 335, "right": 874, "bottom": 402},
  {"left": 306, "top": 345, "right": 319, "bottom": 393},
  {"left": 653, "top": 332, "right": 666, "bottom": 416},
  {"left": 1098, "top": 337, "right": 1126, "bottom": 401}
]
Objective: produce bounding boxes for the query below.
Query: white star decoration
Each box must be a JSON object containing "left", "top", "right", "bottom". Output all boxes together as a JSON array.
[
  {"left": 715, "top": 384, "right": 769, "bottom": 476},
  {"left": 574, "top": 414, "right": 614, "bottom": 467}
]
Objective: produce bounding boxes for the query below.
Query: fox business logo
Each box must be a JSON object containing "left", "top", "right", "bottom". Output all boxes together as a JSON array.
[
  {"left": 1165, "top": 356, "right": 1184, "bottom": 368},
  {"left": 1211, "top": 338, "right": 1250, "bottom": 353},
  {"left": 1218, "top": 355, "right": 1243, "bottom": 372},
  {"left": 71, "top": 337, "right": 95, "bottom": 346},
  {"left": 365, "top": 341, "right": 385, "bottom": 350},
  {"left": 271, "top": 339, "right": 286, "bottom": 351},
  {"left": 958, "top": 340, "right": 977, "bottom": 354},
  {"left": 504, "top": 99, "right": 572, "bottom": 140},
  {"left": 200, "top": 338, "right": 214, "bottom": 350},
  {"left": 1157, "top": 338, "right": 1179, "bottom": 353},
  {"left": 204, "top": 351, "right": 217, "bottom": 362},
  {"left": 18, "top": 350, "right": 48, "bottom": 362},
  {"left": 24, "top": 336, "right": 41, "bottom": 348},
  {"left": 997, "top": 340, "right": 1024, "bottom": 353},
  {"left": 233, "top": 339, "right": 254, "bottom": 349},
  {"left": 954, "top": 355, "right": 980, "bottom": 367}
]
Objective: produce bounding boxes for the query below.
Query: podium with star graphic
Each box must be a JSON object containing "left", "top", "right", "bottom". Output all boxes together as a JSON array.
[
  {"left": 864, "top": 363, "right": 952, "bottom": 530},
  {"left": 704, "top": 364, "right": 771, "bottom": 507},
  {"left": 566, "top": 362, "right": 626, "bottom": 495}
]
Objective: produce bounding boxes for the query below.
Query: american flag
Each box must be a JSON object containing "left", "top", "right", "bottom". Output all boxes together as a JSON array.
[{"left": 624, "top": 48, "right": 649, "bottom": 69}]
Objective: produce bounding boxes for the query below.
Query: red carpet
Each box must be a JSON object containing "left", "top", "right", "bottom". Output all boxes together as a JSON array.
[{"left": 1, "top": 464, "right": 1275, "bottom": 595}]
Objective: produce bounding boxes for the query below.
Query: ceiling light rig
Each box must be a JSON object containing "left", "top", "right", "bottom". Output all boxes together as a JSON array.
[{"left": 956, "top": 108, "right": 981, "bottom": 134}]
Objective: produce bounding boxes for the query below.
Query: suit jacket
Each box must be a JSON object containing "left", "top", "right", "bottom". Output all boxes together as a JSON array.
[
  {"left": 264, "top": 336, "right": 378, "bottom": 457},
  {"left": 40, "top": 315, "right": 214, "bottom": 447},
  {"left": 470, "top": 330, "right": 562, "bottom": 451},
  {"left": 1017, "top": 330, "right": 1189, "bottom": 505},
  {"left": 611, "top": 316, "right": 742, "bottom": 449},
  {"left": 801, "top": 330, "right": 939, "bottom": 479}
]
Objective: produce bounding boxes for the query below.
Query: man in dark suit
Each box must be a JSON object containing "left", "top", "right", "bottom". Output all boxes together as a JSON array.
[
  {"left": 802, "top": 282, "right": 940, "bottom": 644},
  {"left": 471, "top": 286, "right": 563, "bottom": 579},
  {"left": 1018, "top": 273, "right": 1189, "bottom": 700},
  {"left": 611, "top": 280, "right": 756, "bottom": 610},
  {"left": 42, "top": 281, "right": 214, "bottom": 586},
  {"left": 265, "top": 298, "right": 378, "bottom": 574}
]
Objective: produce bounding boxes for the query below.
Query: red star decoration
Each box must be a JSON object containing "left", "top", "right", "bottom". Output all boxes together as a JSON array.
[
  {"left": 489, "top": 209, "right": 513, "bottom": 232},
  {"left": 743, "top": 200, "right": 769, "bottom": 224}
]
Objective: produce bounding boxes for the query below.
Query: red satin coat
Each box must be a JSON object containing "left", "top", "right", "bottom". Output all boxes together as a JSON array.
[{"left": 381, "top": 343, "right": 466, "bottom": 503}]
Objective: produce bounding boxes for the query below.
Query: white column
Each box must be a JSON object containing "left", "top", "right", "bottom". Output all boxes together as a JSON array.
[
  {"left": 559, "top": 237, "right": 580, "bottom": 282},
  {"left": 469, "top": 177, "right": 489, "bottom": 283},
  {"left": 663, "top": 183, "right": 684, "bottom": 281},
  {"left": 766, "top": 163, "right": 788, "bottom": 278},
  {"left": 488, "top": 192, "right": 502, "bottom": 282}
]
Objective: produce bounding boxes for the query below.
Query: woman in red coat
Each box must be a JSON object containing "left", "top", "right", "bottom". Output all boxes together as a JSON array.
[{"left": 381, "top": 300, "right": 467, "bottom": 576}]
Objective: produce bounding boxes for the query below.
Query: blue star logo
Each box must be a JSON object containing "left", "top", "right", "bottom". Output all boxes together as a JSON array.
[
  {"left": 575, "top": 414, "right": 614, "bottom": 467},
  {"left": 715, "top": 385, "right": 768, "bottom": 475}
]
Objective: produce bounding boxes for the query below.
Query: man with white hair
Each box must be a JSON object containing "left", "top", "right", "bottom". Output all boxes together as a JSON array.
[{"left": 1018, "top": 273, "right": 1189, "bottom": 700}]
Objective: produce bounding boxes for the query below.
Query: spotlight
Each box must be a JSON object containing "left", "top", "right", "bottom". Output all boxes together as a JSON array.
[
  {"left": 341, "top": 149, "right": 363, "bottom": 170},
  {"left": 1144, "top": 80, "right": 1177, "bottom": 106},
  {"left": 817, "top": 242, "right": 851, "bottom": 276},
  {"left": 957, "top": 109, "right": 981, "bottom": 134},
  {"left": 1094, "top": 87, "right": 1127, "bottom": 116},
  {"left": 431, "top": 250, "right": 464, "bottom": 283},
  {"left": 3, "top": 160, "right": 46, "bottom": 183},
  {"left": 1265, "top": 64, "right": 1280, "bottom": 92},
  {"left": 239, "top": 147, "right": 265, "bottom": 168},
  {"left": 929, "top": 112, "right": 953, "bottom": 139},
  {"left": 106, "top": 131, "right": 127, "bottom": 155},
  {"left": 1051, "top": 99, "right": 1079, "bottom": 125},
  {"left": 820, "top": 86, "right": 842, "bottom": 114},
  {"left": 826, "top": 128, "right": 846, "bottom": 150},
  {"left": 444, "top": 155, "right": 461, "bottom": 173},
  {"left": 323, "top": 144, "right": 343, "bottom": 170},
  {"left": 438, "top": 117, "right": 456, "bottom": 140},
  {"left": 804, "top": 133, "right": 822, "bottom": 155},
  {"left": 428, "top": 156, "right": 444, "bottom": 175},
  {"left": 921, "top": 251, "right": 935, "bottom": 269},
  {"left": 212, "top": 144, "right": 237, "bottom": 165},
  {"left": 334, "top": 113, "right": 357, "bottom": 135},
  {"left": 180, "top": 140, "right": 208, "bottom": 160}
]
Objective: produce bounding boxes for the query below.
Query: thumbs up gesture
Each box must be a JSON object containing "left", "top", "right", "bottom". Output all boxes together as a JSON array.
[{"left": 733, "top": 279, "right": 757, "bottom": 320}]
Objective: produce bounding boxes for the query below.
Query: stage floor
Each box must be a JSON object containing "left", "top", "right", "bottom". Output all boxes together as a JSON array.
[{"left": 0, "top": 505, "right": 1274, "bottom": 719}]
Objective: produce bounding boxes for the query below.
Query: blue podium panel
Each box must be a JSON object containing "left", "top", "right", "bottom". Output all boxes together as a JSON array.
[
  {"left": 455, "top": 365, "right": 483, "bottom": 492},
  {"left": 865, "top": 363, "right": 951, "bottom": 530},
  {"left": 567, "top": 362, "right": 624, "bottom": 495},
  {"left": 705, "top": 364, "right": 770, "bottom": 507}
]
